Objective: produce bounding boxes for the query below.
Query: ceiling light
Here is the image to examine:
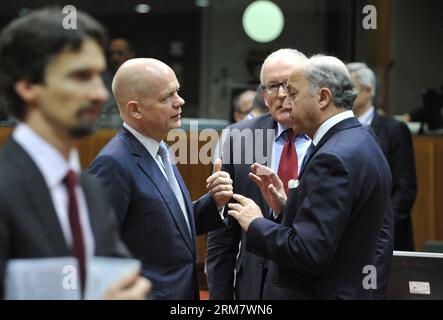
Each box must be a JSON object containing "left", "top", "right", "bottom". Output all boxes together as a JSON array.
[
  {"left": 242, "top": 1, "right": 284, "bottom": 43},
  {"left": 135, "top": 4, "right": 151, "bottom": 14}
]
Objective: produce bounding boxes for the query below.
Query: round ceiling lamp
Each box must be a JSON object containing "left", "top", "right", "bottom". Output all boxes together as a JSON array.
[{"left": 242, "top": 1, "right": 284, "bottom": 43}]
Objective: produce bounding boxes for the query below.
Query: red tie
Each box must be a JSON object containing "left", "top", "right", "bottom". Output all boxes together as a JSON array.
[
  {"left": 63, "top": 170, "right": 86, "bottom": 295},
  {"left": 278, "top": 130, "right": 298, "bottom": 194}
]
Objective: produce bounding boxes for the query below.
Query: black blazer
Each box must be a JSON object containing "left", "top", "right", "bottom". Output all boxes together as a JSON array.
[
  {"left": 246, "top": 117, "right": 393, "bottom": 299},
  {"left": 371, "top": 112, "right": 417, "bottom": 250},
  {"left": 206, "top": 114, "right": 278, "bottom": 300},
  {"left": 0, "top": 138, "right": 130, "bottom": 299}
]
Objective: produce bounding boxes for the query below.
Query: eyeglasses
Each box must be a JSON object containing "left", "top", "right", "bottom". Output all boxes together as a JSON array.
[{"left": 261, "top": 81, "right": 288, "bottom": 95}]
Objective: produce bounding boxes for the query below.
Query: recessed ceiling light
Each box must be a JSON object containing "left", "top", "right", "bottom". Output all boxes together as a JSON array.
[
  {"left": 135, "top": 4, "right": 151, "bottom": 14},
  {"left": 195, "top": 0, "right": 210, "bottom": 7},
  {"left": 18, "top": 8, "right": 31, "bottom": 16}
]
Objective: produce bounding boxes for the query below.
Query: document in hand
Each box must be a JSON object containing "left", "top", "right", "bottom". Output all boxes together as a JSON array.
[{"left": 5, "top": 256, "right": 141, "bottom": 300}]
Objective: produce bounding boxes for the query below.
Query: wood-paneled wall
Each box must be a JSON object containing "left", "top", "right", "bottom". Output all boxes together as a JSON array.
[{"left": 412, "top": 137, "right": 443, "bottom": 250}]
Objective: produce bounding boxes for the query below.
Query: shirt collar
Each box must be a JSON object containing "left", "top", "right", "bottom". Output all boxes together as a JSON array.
[
  {"left": 123, "top": 122, "right": 161, "bottom": 159},
  {"left": 357, "top": 106, "right": 375, "bottom": 125},
  {"left": 312, "top": 110, "right": 355, "bottom": 146},
  {"left": 275, "top": 122, "right": 289, "bottom": 141},
  {"left": 275, "top": 122, "right": 310, "bottom": 142},
  {"left": 12, "top": 123, "right": 81, "bottom": 188}
]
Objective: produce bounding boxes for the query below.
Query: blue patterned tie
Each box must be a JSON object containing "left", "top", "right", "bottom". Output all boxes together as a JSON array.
[{"left": 157, "top": 142, "right": 191, "bottom": 234}]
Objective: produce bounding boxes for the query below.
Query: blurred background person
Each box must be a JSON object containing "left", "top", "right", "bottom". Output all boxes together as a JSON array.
[
  {"left": 347, "top": 62, "right": 417, "bottom": 251},
  {"left": 0, "top": 7, "right": 149, "bottom": 300},
  {"left": 100, "top": 37, "right": 136, "bottom": 127},
  {"left": 232, "top": 89, "right": 256, "bottom": 122},
  {"left": 250, "top": 85, "right": 269, "bottom": 118}
]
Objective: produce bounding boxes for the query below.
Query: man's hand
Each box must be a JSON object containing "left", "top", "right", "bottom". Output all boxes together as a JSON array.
[
  {"left": 102, "top": 267, "right": 151, "bottom": 300},
  {"left": 207, "top": 158, "right": 233, "bottom": 210},
  {"left": 228, "top": 194, "right": 264, "bottom": 231},
  {"left": 249, "top": 163, "right": 287, "bottom": 212}
]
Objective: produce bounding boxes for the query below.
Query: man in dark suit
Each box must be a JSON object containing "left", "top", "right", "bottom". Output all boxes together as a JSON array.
[
  {"left": 228, "top": 55, "right": 393, "bottom": 299},
  {"left": 206, "top": 49, "right": 311, "bottom": 299},
  {"left": 347, "top": 62, "right": 417, "bottom": 251},
  {"left": 88, "top": 58, "right": 233, "bottom": 300},
  {"left": 0, "top": 8, "right": 150, "bottom": 299}
]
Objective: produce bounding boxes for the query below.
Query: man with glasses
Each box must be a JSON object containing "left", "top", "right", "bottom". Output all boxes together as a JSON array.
[
  {"left": 206, "top": 49, "right": 311, "bottom": 300},
  {"left": 228, "top": 55, "right": 392, "bottom": 299}
]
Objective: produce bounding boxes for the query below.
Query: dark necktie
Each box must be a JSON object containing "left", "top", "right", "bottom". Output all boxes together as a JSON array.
[
  {"left": 300, "top": 142, "right": 316, "bottom": 175},
  {"left": 277, "top": 130, "right": 298, "bottom": 195},
  {"left": 63, "top": 170, "right": 86, "bottom": 294}
]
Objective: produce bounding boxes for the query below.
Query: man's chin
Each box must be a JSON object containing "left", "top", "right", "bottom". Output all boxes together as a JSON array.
[
  {"left": 278, "top": 118, "right": 293, "bottom": 128},
  {"left": 172, "top": 119, "right": 182, "bottom": 128}
]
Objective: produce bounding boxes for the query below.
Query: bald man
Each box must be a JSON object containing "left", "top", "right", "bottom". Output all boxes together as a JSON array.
[{"left": 88, "top": 58, "right": 233, "bottom": 300}]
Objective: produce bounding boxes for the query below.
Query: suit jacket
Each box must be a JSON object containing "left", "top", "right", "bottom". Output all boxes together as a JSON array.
[
  {"left": 246, "top": 117, "right": 393, "bottom": 299},
  {"left": 371, "top": 112, "right": 417, "bottom": 250},
  {"left": 0, "top": 138, "right": 129, "bottom": 299},
  {"left": 88, "top": 126, "right": 224, "bottom": 300},
  {"left": 206, "top": 114, "right": 276, "bottom": 300}
]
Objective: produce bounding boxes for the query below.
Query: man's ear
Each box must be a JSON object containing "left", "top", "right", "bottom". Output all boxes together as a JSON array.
[
  {"left": 15, "top": 80, "right": 40, "bottom": 104},
  {"left": 127, "top": 100, "right": 142, "bottom": 119},
  {"left": 318, "top": 88, "right": 331, "bottom": 109}
]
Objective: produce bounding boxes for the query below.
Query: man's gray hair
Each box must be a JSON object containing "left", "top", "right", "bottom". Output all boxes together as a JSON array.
[
  {"left": 260, "top": 48, "right": 307, "bottom": 84},
  {"left": 305, "top": 55, "right": 357, "bottom": 110},
  {"left": 346, "top": 62, "right": 376, "bottom": 98}
]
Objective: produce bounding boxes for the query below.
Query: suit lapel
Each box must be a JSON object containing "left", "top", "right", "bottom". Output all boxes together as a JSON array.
[
  {"left": 298, "top": 117, "right": 361, "bottom": 179},
  {"left": 173, "top": 166, "right": 197, "bottom": 243},
  {"left": 118, "top": 127, "right": 195, "bottom": 254},
  {"left": 7, "top": 139, "right": 69, "bottom": 255}
]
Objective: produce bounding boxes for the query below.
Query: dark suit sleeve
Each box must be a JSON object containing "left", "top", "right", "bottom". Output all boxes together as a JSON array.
[
  {"left": 205, "top": 132, "right": 241, "bottom": 299},
  {"left": 374, "top": 201, "right": 394, "bottom": 299},
  {"left": 388, "top": 122, "right": 417, "bottom": 221},
  {"left": 206, "top": 219, "right": 241, "bottom": 300},
  {"left": 192, "top": 192, "right": 225, "bottom": 235},
  {"left": 88, "top": 155, "right": 132, "bottom": 228},
  {"left": 246, "top": 153, "right": 353, "bottom": 275}
]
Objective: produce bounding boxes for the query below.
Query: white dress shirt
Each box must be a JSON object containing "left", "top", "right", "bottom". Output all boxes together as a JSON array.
[
  {"left": 312, "top": 110, "right": 355, "bottom": 147},
  {"left": 12, "top": 123, "right": 95, "bottom": 258},
  {"left": 357, "top": 106, "right": 375, "bottom": 126}
]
